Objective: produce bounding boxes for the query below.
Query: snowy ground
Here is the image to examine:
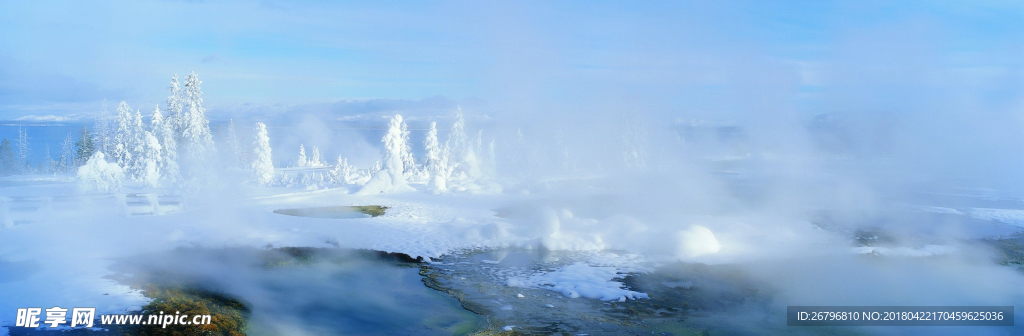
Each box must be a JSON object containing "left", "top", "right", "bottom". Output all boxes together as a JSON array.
[{"left": 0, "top": 174, "right": 530, "bottom": 332}]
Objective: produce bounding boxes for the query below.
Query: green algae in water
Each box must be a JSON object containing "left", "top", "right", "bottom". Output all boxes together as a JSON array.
[{"left": 273, "top": 205, "right": 388, "bottom": 219}]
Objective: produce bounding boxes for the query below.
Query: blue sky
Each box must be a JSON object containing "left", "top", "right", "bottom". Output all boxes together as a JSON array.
[{"left": 0, "top": 0, "right": 1022, "bottom": 121}]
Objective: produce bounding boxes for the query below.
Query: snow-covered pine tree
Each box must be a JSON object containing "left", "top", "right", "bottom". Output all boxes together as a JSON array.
[
  {"left": 387, "top": 114, "right": 412, "bottom": 178},
  {"left": 74, "top": 127, "right": 95, "bottom": 166},
  {"left": 112, "top": 101, "right": 136, "bottom": 173},
  {"left": 424, "top": 121, "right": 449, "bottom": 192},
  {"left": 251, "top": 122, "right": 274, "bottom": 185},
  {"left": 150, "top": 105, "right": 180, "bottom": 184},
  {"left": 310, "top": 145, "right": 323, "bottom": 167},
  {"left": 16, "top": 127, "right": 29, "bottom": 172},
  {"left": 444, "top": 109, "right": 471, "bottom": 182},
  {"left": 165, "top": 74, "right": 185, "bottom": 134},
  {"left": 329, "top": 155, "right": 354, "bottom": 185},
  {"left": 398, "top": 117, "right": 416, "bottom": 176},
  {"left": 139, "top": 131, "right": 163, "bottom": 187},
  {"left": 180, "top": 72, "right": 214, "bottom": 160},
  {"left": 358, "top": 115, "right": 416, "bottom": 194},
  {"left": 129, "top": 109, "right": 147, "bottom": 180},
  {"left": 296, "top": 144, "right": 307, "bottom": 167}
]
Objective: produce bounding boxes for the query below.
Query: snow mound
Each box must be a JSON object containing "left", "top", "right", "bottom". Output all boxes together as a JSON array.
[
  {"left": 76, "top": 152, "right": 124, "bottom": 192},
  {"left": 506, "top": 262, "right": 649, "bottom": 301}
]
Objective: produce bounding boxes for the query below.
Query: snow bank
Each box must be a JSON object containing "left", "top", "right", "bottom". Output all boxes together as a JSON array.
[
  {"left": 358, "top": 170, "right": 415, "bottom": 195},
  {"left": 506, "top": 262, "right": 649, "bottom": 301},
  {"left": 852, "top": 244, "right": 957, "bottom": 257}
]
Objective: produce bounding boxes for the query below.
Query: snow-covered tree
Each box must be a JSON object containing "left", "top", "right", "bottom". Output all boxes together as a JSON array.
[
  {"left": 111, "top": 101, "right": 139, "bottom": 173},
  {"left": 150, "top": 106, "right": 180, "bottom": 183},
  {"left": 309, "top": 145, "right": 323, "bottom": 167},
  {"left": 385, "top": 114, "right": 412, "bottom": 179},
  {"left": 424, "top": 121, "right": 449, "bottom": 192},
  {"left": 296, "top": 144, "right": 307, "bottom": 167},
  {"left": 444, "top": 109, "right": 481, "bottom": 182},
  {"left": 359, "top": 114, "right": 414, "bottom": 194},
  {"left": 128, "top": 109, "right": 148, "bottom": 181},
  {"left": 180, "top": 72, "right": 214, "bottom": 160},
  {"left": 329, "top": 155, "right": 354, "bottom": 185},
  {"left": 165, "top": 75, "right": 185, "bottom": 132},
  {"left": 77, "top": 152, "right": 124, "bottom": 192},
  {"left": 251, "top": 122, "right": 274, "bottom": 185},
  {"left": 74, "top": 127, "right": 95, "bottom": 166},
  {"left": 399, "top": 118, "right": 416, "bottom": 176},
  {"left": 447, "top": 109, "right": 468, "bottom": 159},
  {"left": 16, "top": 127, "right": 29, "bottom": 172},
  {"left": 139, "top": 131, "right": 163, "bottom": 187}
]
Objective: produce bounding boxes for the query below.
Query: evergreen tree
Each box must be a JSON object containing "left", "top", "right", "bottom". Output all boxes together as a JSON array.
[
  {"left": 424, "top": 121, "right": 449, "bottom": 192},
  {"left": 251, "top": 122, "right": 274, "bottom": 185},
  {"left": 444, "top": 108, "right": 481, "bottom": 183},
  {"left": 399, "top": 116, "right": 416, "bottom": 176},
  {"left": 151, "top": 105, "right": 180, "bottom": 183},
  {"left": 296, "top": 144, "right": 307, "bottom": 167},
  {"left": 112, "top": 101, "right": 136, "bottom": 171},
  {"left": 310, "top": 145, "right": 323, "bottom": 167},
  {"left": 139, "top": 131, "right": 163, "bottom": 187},
  {"left": 359, "top": 115, "right": 415, "bottom": 194},
  {"left": 381, "top": 114, "right": 411, "bottom": 187},
  {"left": 329, "top": 155, "right": 353, "bottom": 185},
  {"left": 165, "top": 74, "right": 185, "bottom": 133},
  {"left": 180, "top": 72, "right": 214, "bottom": 159},
  {"left": 74, "top": 127, "right": 96, "bottom": 166}
]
